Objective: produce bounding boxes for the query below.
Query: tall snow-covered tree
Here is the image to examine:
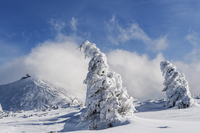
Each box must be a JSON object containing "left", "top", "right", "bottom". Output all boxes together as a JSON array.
[
  {"left": 160, "top": 61, "right": 195, "bottom": 108},
  {"left": 79, "top": 40, "right": 135, "bottom": 129}
]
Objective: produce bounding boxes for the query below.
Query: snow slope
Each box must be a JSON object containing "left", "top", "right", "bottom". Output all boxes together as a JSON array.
[
  {"left": 0, "top": 106, "right": 81, "bottom": 133},
  {"left": 0, "top": 77, "right": 82, "bottom": 111},
  {"left": 0, "top": 99, "right": 200, "bottom": 133},
  {"left": 62, "top": 99, "right": 200, "bottom": 132}
]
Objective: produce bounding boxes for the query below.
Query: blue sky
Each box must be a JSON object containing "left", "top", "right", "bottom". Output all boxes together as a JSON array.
[
  {"left": 1, "top": 0, "right": 200, "bottom": 100},
  {"left": 1, "top": 0, "right": 200, "bottom": 62}
]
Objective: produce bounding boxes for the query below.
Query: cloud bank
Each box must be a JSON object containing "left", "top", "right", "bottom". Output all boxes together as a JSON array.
[
  {"left": 0, "top": 39, "right": 166, "bottom": 101},
  {"left": 1, "top": 36, "right": 200, "bottom": 101},
  {"left": 0, "top": 34, "right": 88, "bottom": 100},
  {"left": 173, "top": 61, "right": 200, "bottom": 97},
  {"left": 107, "top": 50, "right": 165, "bottom": 100}
]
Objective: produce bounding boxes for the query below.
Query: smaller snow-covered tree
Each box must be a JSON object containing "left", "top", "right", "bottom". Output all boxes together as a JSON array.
[
  {"left": 160, "top": 61, "right": 195, "bottom": 108},
  {"left": 79, "top": 41, "right": 135, "bottom": 129},
  {"left": 0, "top": 104, "right": 3, "bottom": 112}
]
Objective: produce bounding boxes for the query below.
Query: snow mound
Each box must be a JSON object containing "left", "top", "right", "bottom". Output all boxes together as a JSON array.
[
  {"left": 136, "top": 99, "right": 167, "bottom": 112},
  {"left": 0, "top": 77, "right": 82, "bottom": 111},
  {"left": 62, "top": 109, "right": 130, "bottom": 132}
]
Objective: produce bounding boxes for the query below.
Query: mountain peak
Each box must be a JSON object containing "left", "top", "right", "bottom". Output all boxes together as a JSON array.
[{"left": 0, "top": 77, "right": 81, "bottom": 111}]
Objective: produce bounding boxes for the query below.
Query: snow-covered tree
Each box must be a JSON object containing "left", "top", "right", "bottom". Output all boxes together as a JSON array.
[
  {"left": 79, "top": 40, "right": 135, "bottom": 129},
  {"left": 160, "top": 61, "right": 195, "bottom": 108},
  {"left": 0, "top": 104, "right": 3, "bottom": 112}
]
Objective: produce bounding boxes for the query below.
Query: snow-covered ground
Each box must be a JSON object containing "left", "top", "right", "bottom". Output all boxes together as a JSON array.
[
  {"left": 0, "top": 106, "right": 80, "bottom": 133},
  {"left": 1, "top": 99, "right": 200, "bottom": 133}
]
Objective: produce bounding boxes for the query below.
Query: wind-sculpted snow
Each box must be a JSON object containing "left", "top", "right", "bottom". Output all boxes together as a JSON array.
[
  {"left": 135, "top": 99, "right": 167, "bottom": 112},
  {"left": 160, "top": 61, "right": 195, "bottom": 108},
  {"left": 0, "top": 99, "right": 200, "bottom": 132},
  {"left": 78, "top": 41, "right": 135, "bottom": 129},
  {"left": 0, "top": 77, "right": 81, "bottom": 111}
]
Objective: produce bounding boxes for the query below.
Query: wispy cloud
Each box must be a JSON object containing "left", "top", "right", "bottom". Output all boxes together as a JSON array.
[
  {"left": 185, "top": 30, "right": 200, "bottom": 62},
  {"left": 105, "top": 15, "right": 168, "bottom": 51},
  {"left": 48, "top": 19, "right": 66, "bottom": 32},
  {"left": 0, "top": 41, "right": 21, "bottom": 64},
  {"left": 185, "top": 30, "right": 199, "bottom": 46},
  {"left": 70, "top": 17, "right": 77, "bottom": 31}
]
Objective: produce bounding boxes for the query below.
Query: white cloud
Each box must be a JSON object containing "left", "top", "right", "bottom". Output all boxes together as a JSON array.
[
  {"left": 105, "top": 15, "right": 168, "bottom": 51},
  {"left": 70, "top": 17, "right": 77, "bottom": 31},
  {"left": 107, "top": 50, "right": 165, "bottom": 101},
  {"left": 152, "top": 36, "right": 168, "bottom": 51}
]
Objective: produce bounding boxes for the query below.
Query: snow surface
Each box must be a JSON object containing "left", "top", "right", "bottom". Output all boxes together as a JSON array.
[
  {"left": 0, "top": 77, "right": 82, "bottom": 111},
  {"left": 0, "top": 75, "right": 200, "bottom": 132},
  {"left": 1, "top": 99, "right": 200, "bottom": 133}
]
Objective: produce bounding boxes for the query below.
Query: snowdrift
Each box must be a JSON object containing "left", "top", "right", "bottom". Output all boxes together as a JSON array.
[{"left": 0, "top": 77, "right": 82, "bottom": 111}]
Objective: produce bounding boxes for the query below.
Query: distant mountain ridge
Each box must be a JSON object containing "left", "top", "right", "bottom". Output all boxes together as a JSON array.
[{"left": 0, "top": 77, "right": 81, "bottom": 111}]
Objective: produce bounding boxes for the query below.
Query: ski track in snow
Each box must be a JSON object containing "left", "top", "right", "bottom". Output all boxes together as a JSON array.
[{"left": 0, "top": 99, "right": 200, "bottom": 133}]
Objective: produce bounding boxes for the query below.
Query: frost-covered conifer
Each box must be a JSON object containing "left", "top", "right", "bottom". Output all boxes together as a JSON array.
[
  {"left": 160, "top": 61, "right": 195, "bottom": 108},
  {"left": 79, "top": 41, "right": 135, "bottom": 129},
  {"left": 0, "top": 104, "right": 3, "bottom": 112}
]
